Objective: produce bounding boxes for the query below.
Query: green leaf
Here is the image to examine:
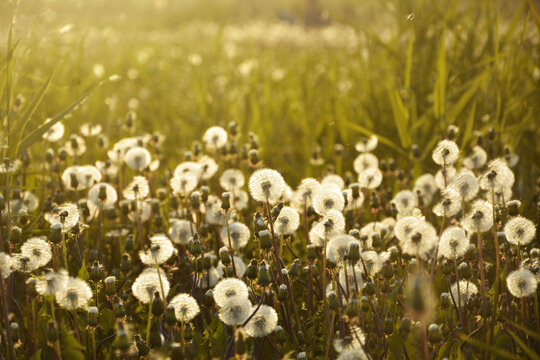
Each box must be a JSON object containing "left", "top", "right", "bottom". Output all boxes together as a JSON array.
[
  {"left": 456, "top": 332, "right": 517, "bottom": 359},
  {"left": 77, "top": 259, "right": 89, "bottom": 281},
  {"left": 528, "top": 0, "right": 540, "bottom": 36},
  {"left": 29, "top": 349, "right": 42, "bottom": 360},
  {"left": 388, "top": 87, "right": 411, "bottom": 149},
  {"left": 15, "top": 81, "right": 101, "bottom": 157},
  {"left": 7, "top": 64, "right": 59, "bottom": 158},
  {"left": 100, "top": 308, "right": 116, "bottom": 331},
  {"left": 507, "top": 329, "right": 540, "bottom": 360}
]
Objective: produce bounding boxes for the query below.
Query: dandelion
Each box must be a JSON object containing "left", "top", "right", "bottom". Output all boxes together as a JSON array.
[
  {"left": 479, "top": 159, "right": 515, "bottom": 190},
  {"left": 313, "top": 210, "right": 346, "bottom": 239},
  {"left": 292, "top": 178, "right": 321, "bottom": 209},
  {"left": 139, "top": 235, "right": 175, "bottom": 265},
  {"left": 220, "top": 169, "right": 245, "bottom": 191},
  {"left": 217, "top": 295, "right": 252, "bottom": 326},
  {"left": 12, "top": 254, "right": 38, "bottom": 273},
  {"left": 44, "top": 203, "right": 80, "bottom": 232},
  {"left": 355, "top": 135, "right": 378, "bottom": 152},
  {"left": 321, "top": 174, "right": 345, "bottom": 190},
  {"left": 506, "top": 269, "right": 537, "bottom": 298},
  {"left": 274, "top": 206, "right": 300, "bottom": 236},
  {"left": 463, "top": 146, "right": 488, "bottom": 169},
  {"left": 395, "top": 217, "right": 437, "bottom": 258},
  {"left": 439, "top": 226, "right": 469, "bottom": 259},
  {"left": 343, "top": 188, "right": 365, "bottom": 210},
  {"left": 62, "top": 166, "right": 102, "bottom": 190},
  {"left": 65, "top": 135, "right": 87, "bottom": 156},
  {"left": 196, "top": 266, "right": 221, "bottom": 289},
  {"left": 414, "top": 174, "right": 438, "bottom": 204},
  {"left": 80, "top": 123, "right": 102, "bottom": 137},
  {"left": 198, "top": 156, "right": 219, "bottom": 180},
  {"left": 36, "top": 269, "right": 69, "bottom": 296},
  {"left": 42, "top": 120, "right": 64, "bottom": 142},
  {"left": 221, "top": 222, "right": 250, "bottom": 249},
  {"left": 392, "top": 191, "right": 417, "bottom": 216},
  {"left": 0, "top": 159, "right": 20, "bottom": 174},
  {"left": 124, "top": 146, "right": 151, "bottom": 170},
  {"left": 170, "top": 172, "right": 198, "bottom": 196},
  {"left": 21, "top": 237, "right": 52, "bottom": 270},
  {"left": 203, "top": 126, "right": 228, "bottom": 151},
  {"left": 313, "top": 187, "right": 345, "bottom": 215},
  {"left": 248, "top": 169, "right": 285, "bottom": 204},
  {"left": 10, "top": 191, "right": 39, "bottom": 213},
  {"left": 486, "top": 186, "right": 512, "bottom": 206},
  {"left": 450, "top": 281, "right": 478, "bottom": 308},
  {"left": 218, "top": 255, "right": 246, "bottom": 277},
  {"left": 327, "top": 235, "right": 359, "bottom": 264},
  {"left": 360, "top": 251, "right": 382, "bottom": 275},
  {"left": 353, "top": 153, "right": 378, "bottom": 174},
  {"left": 358, "top": 168, "right": 383, "bottom": 189},
  {"left": 123, "top": 176, "right": 150, "bottom": 200},
  {"left": 56, "top": 277, "right": 93, "bottom": 310},
  {"left": 0, "top": 253, "right": 13, "bottom": 279},
  {"left": 170, "top": 219, "right": 197, "bottom": 245},
  {"left": 334, "top": 327, "right": 366, "bottom": 354},
  {"left": 463, "top": 200, "right": 493, "bottom": 233},
  {"left": 169, "top": 293, "right": 200, "bottom": 322},
  {"left": 432, "top": 139, "right": 459, "bottom": 165},
  {"left": 359, "top": 222, "right": 385, "bottom": 249},
  {"left": 205, "top": 197, "right": 228, "bottom": 225},
  {"left": 337, "top": 265, "right": 364, "bottom": 293},
  {"left": 233, "top": 190, "right": 249, "bottom": 210},
  {"left": 504, "top": 216, "right": 535, "bottom": 246},
  {"left": 448, "top": 170, "right": 479, "bottom": 201},
  {"left": 432, "top": 189, "right": 461, "bottom": 217},
  {"left": 213, "top": 278, "right": 249, "bottom": 307},
  {"left": 174, "top": 161, "right": 203, "bottom": 179},
  {"left": 244, "top": 305, "right": 278, "bottom": 338},
  {"left": 132, "top": 268, "right": 170, "bottom": 304},
  {"left": 336, "top": 348, "right": 370, "bottom": 360},
  {"left": 108, "top": 137, "right": 139, "bottom": 163},
  {"left": 88, "top": 183, "right": 118, "bottom": 208}
]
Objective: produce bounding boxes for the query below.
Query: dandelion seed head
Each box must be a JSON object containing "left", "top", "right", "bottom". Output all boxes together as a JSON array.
[
  {"left": 217, "top": 295, "right": 251, "bottom": 326},
  {"left": 203, "top": 126, "right": 228, "bottom": 151},
  {"left": 139, "top": 234, "right": 175, "bottom": 265},
  {"left": 321, "top": 174, "right": 345, "bottom": 190},
  {"left": 217, "top": 255, "right": 246, "bottom": 278},
  {"left": 313, "top": 187, "right": 345, "bottom": 215},
  {"left": 56, "top": 277, "right": 93, "bottom": 310},
  {"left": 432, "top": 189, "right": 461, "bottom": 217},
  {"left": 213, "top": 278, "right": 249, "bottom": 307},
  {"left": 463, "top": 146, "right": 487, "bottom": 169},
  {"left": 292, "top": 178, "right": 321, "bottom": 209},
  {"left": 221, "top": 222, "right": 250, "bottom": 249},
  {"left": 248, "top": 169, "right": 285, "bottom": 204},
  {"left": 65, "top": 135, "right": 87, "bottom": 156},
  {"left": 275, "top": 206, "right": 300, "bottom": 236},
  {"left": 463, "top": 200, "right": 493, "bottom": 233},
  {"left": 504, "top": 216, "right": 536, "bottom": 246},
  {"left": 358, "top": 168, "right": 383, "bottom": 189},
  {"left": 506, "top": 269, "right": 537, "bottom": 298},
  {"left": 42, "top": 120, "right": 64, "bottom": 142},
  {"left": 170, "top": 293, "right": 200, "bottom": 322},
  {"left": 174, "top": 161, "right": 203, "bottom": 179},
  {"left": 44, "top": 203, "right": 80, "bottom": 232},
  {"left": 219, "top": 169, "right": 245, "bottom": 191},
  {"left": 396, "top": 217, "right": 437, "bottom": 258},
  {"left": 124, "top": 146, "right": 151, "bottom": 170},
  {"left": 21, "top": 237, "right": 52, "bottom": 270},
  {"left": 448, "top": 170, "right": 479, "bottom": 201},
  {"left": 36, "top": 269, "right": 68, "bottom": 296},
  {"left": 327, "top": 235, "right": 359, "bottom": 263},
  {"left": 131, "top": 268, "right": 170, "bottom": 304},
  {"left": 432, "top": 139, "right": 459, "bottom": 165},
  {"left": 392, "top": 190, "right": 418, "bottom": 216},
  {"left": 355, "top": 135, "right": 378, "bottom": 153},
  {"left": 313, "top": 210, "right": 345, "bottom": 238},
  {"left": 439, "top": 226, "right": 469, "bottom": 259},
  {"left": 361, "top": 251, "right": 382, "bottom": 275},
  {"left": 88, "top": 183, "right": 118, "bottom": 208},
  {"left": 435, "top": 166, "right": 457, "bottom": 189},
  {"left": 169, "top": 219, "right": 197, "bottom": 245},
  {"left": 123, "top": 176, "right": 149, "bottom": 200},
  {"left": 170, "top": 172, "right": 198, "bottom": 196},
  {"left": 0, "top": 253, "right": 12, "bottom": 279},
  {"left": 353, "top": 153, "right": 378, "bottom": 174},
  {"left": 244, "top": 304, "right": 278, "bottom": 338},
  {"left": 450, "top": 281, "right": 478, "bottom": 308},
  {"left": 198, "top": 155, "right": 219, "bottom": 180}
]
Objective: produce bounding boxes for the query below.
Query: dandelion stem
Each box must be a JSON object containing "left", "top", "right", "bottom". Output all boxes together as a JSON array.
[
  {"left": 0, "top": 273, "right": 15, "bottom": 360},
  {"left": 146, "top": 299, "right": 153, "bottom": 346}
]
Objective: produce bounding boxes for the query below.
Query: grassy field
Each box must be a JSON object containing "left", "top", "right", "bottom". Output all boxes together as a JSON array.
[{"left": 0, "top": 0, "right": 539, "bottom": 359}]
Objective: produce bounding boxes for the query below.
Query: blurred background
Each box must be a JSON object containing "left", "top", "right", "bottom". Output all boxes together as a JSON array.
[{"left": 0, "top": 0, "right": 539, "bottom": 211}]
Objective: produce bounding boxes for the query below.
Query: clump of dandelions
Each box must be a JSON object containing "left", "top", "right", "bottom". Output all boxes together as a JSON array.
[
  {"left": 217, "top": 295, "right": 252, "bottom": 326},
  {"left": 139, "top": 234, "right": 175, "bottom": 265},
  {"left": 132, "top": 268, "right": 170, "bottom": 304},
  {"left": 506, "top": 269, "right": 537, "bottom": 298},
  {"left": 56, "top": 277, "right": 93, "bottom": 310},
  {"left": 243, "top": 304, "right": 278, "bottom": 338},
  {"left": 504, "top": 216, "right": 536, "bottom": 246},
  {"left": 438, "top": 226, "right": 469, "bottom": 259},
  {"left": 248, "top": 169, "right": 285, "bottom": 204},
  {"left": 213, "top": 278, "right": 249, "bottom": 307},
  {"left": 169, "top": 293, "right": 200, "bottom": 322}
]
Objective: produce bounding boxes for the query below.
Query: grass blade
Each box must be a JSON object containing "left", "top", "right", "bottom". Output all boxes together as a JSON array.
[{"left": 506, "top": 329, "right": 540, "bottom": 360}]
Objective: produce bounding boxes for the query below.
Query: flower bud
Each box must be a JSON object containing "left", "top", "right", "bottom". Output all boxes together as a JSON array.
[
  {"left": 219, "top": 246, "right": 231, "bottom": 266},
  {"left": 428, "top": 324, "right": 443, "bottom": 344},
  {"left": 458, "top": 262, "right": 471, "bottom": 279},
  {"left": 398, "top": 317, "right": 411, "bottom": 338},
  {"left": 364, "top": 280, "right": 375, "bottom": 296},
  {"left": 258, "top": 261, "right": 271, "bottom": 288},
  {"left": 360, "top": 296, "right": 370, "bottom": 312},
  {"left": 88, "top": 307, "right": 99, "bottom": 327},
  {"left": 288, "top": 259, "right": 301, "bottom": 278},
  {"left": 244, "top": 259, "right": 258, "bottom": 281},
  {"left": 169, "top": 342, "right": 185, "bottom": 360},
  {"left": 348, "top": 242, "right": 361, "bottom": 264},
  {"left": 104, "top": 276, "right": 117, "bottom": 296},
  {"left": 152, "top": 292, "right": 164, "bottom": 317},
  {"left": 346, "top": 298, "right": 359, "bottom": 318},
  {"left": 307, "top": 244, "right": 317, "bottom": 262},
  {"left": 50, "top": 223, "right": 63, "bottom": 244},
  {"left": 440, "top": 292, "right": 451, "bottom": 309},
  {"left": 165, "top": 304, "right": 177, "bottom": 326},
  {"left": 278, "top": 284, "right": 288, "bottom": 301},
  {"left": 235, "top": 331, "right": 246, "bottom": 355},
  {"left": 221, "top": 192, "right": 231, "bottom": 210},
  {"left": 47, "top": 321, "right": 58, "bottom": 342},
  {"left": 383, "top": 317, "right": 394, "bottom": 335},
  {"left": 90, "top": 261, "right": 103, "bottom": 282},
  {"left": 258, "top": 230, "right": 272, "bottom": 250},
  {"left": 203, "top": 290, "right": 214, "bottom": 307}
]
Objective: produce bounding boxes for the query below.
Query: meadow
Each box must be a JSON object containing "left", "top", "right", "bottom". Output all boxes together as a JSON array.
[{"left": 0, "top": 0, "right": 539, "bottom": 359}]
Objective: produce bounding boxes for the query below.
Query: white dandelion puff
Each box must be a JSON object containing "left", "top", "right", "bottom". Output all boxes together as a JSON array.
[
  {"left": 169, "top": 219, "right": 197, "bottom": 245},
  {"left": 203, "top": 126, "right": 228, "bottom": 151},
  {"left": 463, "top": 146, "right": 488, "bottom": 169},
  {"left": 274, "top": 206, "right": 300, "bottom": 236},
  {"left": 132, "top": 268, "right": 170, "bottom": 304},
  {"left": 432, "top": 139, "right": 459, "bottom": 165},
  {"left": 463, "top": 200, "right": 493, "bottom": 233},
  {"left": 221, "top": 222, "right": 250, "bottom": 249},
  {"left": 244, "top": 305, "right": 278, "bottom": 338},
  {"left": 123, "top": 176, "right": 150, "bottom": 200},
  {"left": 358, "top": 168, "right": 383, "bottom": 189},
  {"left": 169, "top": 293, "right": 200, "bottom": 322},
  {"left": 220, "top": 169, "right": 245, "bottom": 192},
  {"left": 248, "top": 169, "right": 285, "bottom": 204},
  {"left": 313, "top": 187, "right": 345, "bottom": 215},
  {"left": 439, "top": 226, "right": 469, "bottom": 259},
  {"left": 56, "top": 277, "right": 93, "bottom": 310},
  {"left": 217, "top": 295, "right": 251, "bottom": 326},
  {"left": 124, "top": 146, "right": 151, "bottom": 170},
  {"left": 504, "top": 216, "right": 536, "bottom": 246},
  {"left": 213, "top": 278, "right": 249, "bottom": 307},
  {"left": 450, "top": 281, "right": 478, "bottom": 308},
  {"left": 139, "top": 234, "right": 175, "bottom": 265},
  {"left": 353, "top": 153, "right": 378, "bottom": 174},
  {"left": 506, "top": 269, "right": 537, "bottom": 298},
  {"left": 355, "top": 135, "right": 378, "bottom": 153}
]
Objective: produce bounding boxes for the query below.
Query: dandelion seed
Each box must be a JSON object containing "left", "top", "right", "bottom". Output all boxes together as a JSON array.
[
  {"left": 221, "top": 222, "right": 250, "bottom": 249},
  {"left": 213, "top": 278, "right": 249, "bottom": 307},
  {"left": 432, "top": 139, "right": 459, "bottom": 166},
  {"left": 506, "top": 269, "right": 537, "bottom": 298},
  {"left": 504, "top": 216, "right": 535, "bottom": 246},
  {"left": 169, "top": 293, "right": 200, "bottom": 322},
  {"left": 217, "top": 295, "right": 251, "bottom": 326},
  {"left": 248, "top": 169, "right": 285, "bottom": 204},
  {"left": 244, "top": 304, "right": 278, "bottom": 338}
]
